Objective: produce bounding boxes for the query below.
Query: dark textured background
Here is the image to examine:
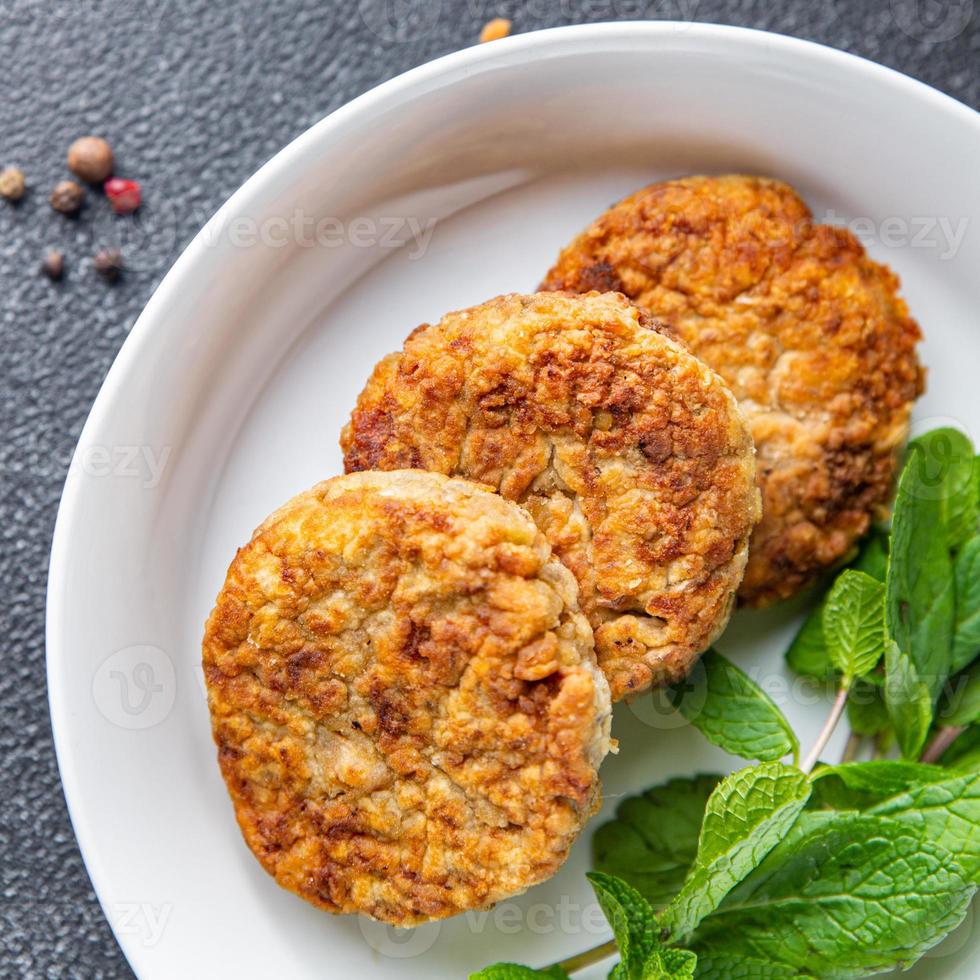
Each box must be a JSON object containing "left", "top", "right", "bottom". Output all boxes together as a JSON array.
[{"left": 0, "top": 0, "right": 977, "bottom": 976}]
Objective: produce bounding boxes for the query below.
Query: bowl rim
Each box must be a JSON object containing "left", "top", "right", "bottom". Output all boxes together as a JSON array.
[{"left": 45, "top": 20, "right": 980, "bottom": 978}]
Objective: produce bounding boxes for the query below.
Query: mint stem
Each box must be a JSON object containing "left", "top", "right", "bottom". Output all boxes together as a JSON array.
[
  {"left": 801, "top": 684, "right": 850, "bottom": 774},
  {"left": 920, "top": 725, "right": 965, "bottom": 765},
  {"left": 551, "top": 938, "right": 618, "bottom": 974}
]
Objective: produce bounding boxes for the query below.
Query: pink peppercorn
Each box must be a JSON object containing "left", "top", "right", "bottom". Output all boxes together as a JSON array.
[{"left": 104, "top": 177, "right": 141, "bottom": 214}]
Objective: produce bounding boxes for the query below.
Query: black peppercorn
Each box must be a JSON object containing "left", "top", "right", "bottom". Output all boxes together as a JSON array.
[
  {"left": 50, "top": 180, "right": 85, "bottom": 215},
  {"left": 41, "top": 250, "right": 65, "bottom": 281},
  {"left": 93, "top": 247, "right": 123, "bottom": 282}
]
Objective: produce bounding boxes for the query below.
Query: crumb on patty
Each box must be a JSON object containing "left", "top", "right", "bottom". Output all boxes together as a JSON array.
[{"left": 202, "top": 470, "right": 611, "bottom": 925}]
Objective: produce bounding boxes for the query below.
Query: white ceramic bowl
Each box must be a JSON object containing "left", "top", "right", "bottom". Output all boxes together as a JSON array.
[{"left": 47, "top": 22, "right": 980, "bottom": 979}]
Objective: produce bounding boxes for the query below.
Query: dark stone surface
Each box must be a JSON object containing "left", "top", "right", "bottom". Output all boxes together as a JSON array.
[{"left": 0, "top": 0, "right": 976, "bottom": 976}]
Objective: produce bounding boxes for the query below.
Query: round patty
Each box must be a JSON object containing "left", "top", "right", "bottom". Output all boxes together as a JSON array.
[
  {"left": 341, "top": 292, "right": 759, "bottom": 700},
  {"left": 202, "top": 470, "right": 611, "bottom": 925},
  {"left": 541, "top": 175, "right": 924, "bottom": 605}
]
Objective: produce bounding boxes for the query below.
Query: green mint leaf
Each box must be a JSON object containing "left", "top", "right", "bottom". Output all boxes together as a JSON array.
[
  {"left": 938, "top": 658, "right": 980, "bottom": 728},
  {"left": 814, "top": 759, "right": 945, "bottom": 795},
  {"left": 785, "top": 606, "right": 831, "bottom": 680},
  {"left": 952, "top": 535, "right": 980, "bottom": 672},
  {"left": 941, "top": 726, "right": 980, "bottom": 771},
  {"left": 785, "top": 533, "right": 887, "bottom": 681},
  {"left": 806, "top": 773, "right": 868, "bottom": 812},
  {"left": 669, "top": 650, "right": 798, "bottom": 763},
  {"left": 884, "top": 638, "right": 934, "bottom": 759},
  {"left": 689, "top": 812, "right": 976, "bottom": 976},
  {"left": 470, "top": 965, "right": 569, "bottom": 979},
  {"left": 660, "top": 763, "right": 811, "bottom": 942},
  {"left": 808, "top": 759, "right": 947, "bottom": 809},
  {"left": 852, "top": 530, "right": 890, "bottom": 581},
  {"left": 642, "top": 948, "right": 697, "bottom": 979},
  {"left": 691, "top": 953, "right": 801, "bottom": 978},
  {"left": 846, "top": 678, "right": 891, "bottom": 736},
  {"left": 909, "top": 427, "right": 979, "bottom": 550},
  {"left": 822, "top": 569, "right": 886, "bottom": 683},
  {"left": 586, "top": 872, "right": 656, "bottom": 979},
  {"left": 885, "top": 443, "right": 955, "bottom": 707},
  {"left": 809, "top": 762, "right": 980, "bottom": 881},
  {"left": 869, "top": 769, "right": 980, "bottom": 880},
  {"left": 592, "top": 775, "right": 720, "bottom": 909}
]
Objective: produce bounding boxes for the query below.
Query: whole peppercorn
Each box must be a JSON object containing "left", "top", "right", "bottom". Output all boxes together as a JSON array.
[
  {"left": 67, "top": 136, "right": 114, "bottom": 183},
  {"left": 93, "top": 247, "right": 123, "bottom": 282},
  {"left": 50, "top": 180, "right": 85, "bottom": 215},
  {"left": 0, "top": 166, "right": 26, "bottom": 201},
  {"left": 41, "top": 250, "right": 65, "bottom": 281},
  {"left": 104, "top": 176, "right": 141, "bottom": 215}
]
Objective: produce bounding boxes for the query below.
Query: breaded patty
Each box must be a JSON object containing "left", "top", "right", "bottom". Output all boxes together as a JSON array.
[
  {"left": 541, "top": 175, "right": 924, "bottom": 605},
  {"left": 341, "top": 292, "right": 759, "bottom": 700},
  {"left": 203, "top": 470, "right": 611, "bottom": 925}
]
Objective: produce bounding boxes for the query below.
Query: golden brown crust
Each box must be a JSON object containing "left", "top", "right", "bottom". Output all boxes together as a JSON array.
[
  {"left": 541, "top": 175, "right": 924, "bottom": 604},
  {"left": 202, "top": 470, "right": 610, "bottom": 925},
  {"left": 341, "top": 292, "right": 760, "bottom": 699}
]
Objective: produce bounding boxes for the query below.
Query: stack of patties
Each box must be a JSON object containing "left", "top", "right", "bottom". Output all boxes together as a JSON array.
[{"left": 203, "top": 175, "right": 923, "bottom": 926}]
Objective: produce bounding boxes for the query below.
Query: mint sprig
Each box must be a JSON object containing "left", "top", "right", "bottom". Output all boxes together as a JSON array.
[{"left": 474, "top": 428, "right": 980, "bottom": 980}]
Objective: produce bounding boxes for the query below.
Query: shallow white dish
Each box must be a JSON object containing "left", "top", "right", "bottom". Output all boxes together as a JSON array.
[{"left": 47, "top": 21, "right": 980, "bottom": 979}]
